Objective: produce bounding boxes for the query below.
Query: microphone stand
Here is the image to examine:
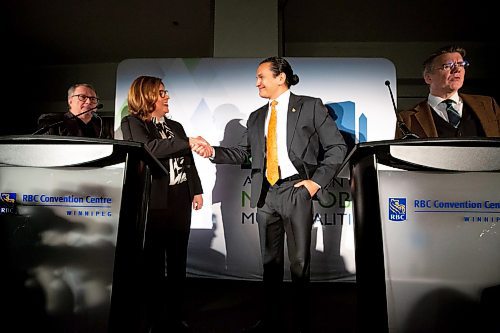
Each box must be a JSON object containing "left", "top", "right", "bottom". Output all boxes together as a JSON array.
[
  {"left": 385, "top": 81, "right": 419, "bottom": 140},
  {"left": 93, "top": 112, "right": 104, "bottom": 139},
  {"left": 32, "top": 104, "right": 104, "bottom": 135}
]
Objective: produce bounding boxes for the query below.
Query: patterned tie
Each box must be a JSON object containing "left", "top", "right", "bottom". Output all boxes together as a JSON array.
[
  {"left": 266, "top": 100, "right": 279, "bottom": 185},
  {"left": 443, "top": 99, "right": 461, "bottom": 128}
]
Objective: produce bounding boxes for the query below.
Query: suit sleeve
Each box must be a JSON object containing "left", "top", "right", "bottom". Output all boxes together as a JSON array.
[
  {"left": 121, "top": 115, "right": 190, "bottom": 159},
  {"left": 490, "top": 96, "right": 500, "bottom": 123},
  {"left": 172, "top": 121, "right": 204, "bottom": 195},
  {"left": 212, "top": 127, "right": 252, "bottom": 165},
  {"left": 311, "top": 98, "right": 347, "bottom": 187},
  {"left": 188, "top": 155, "right": 203, "bottom": 195}
]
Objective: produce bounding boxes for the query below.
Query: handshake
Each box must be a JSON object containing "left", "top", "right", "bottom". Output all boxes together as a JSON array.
[{"left": 189, "top": 136, "right": 214, "bottom": 158}]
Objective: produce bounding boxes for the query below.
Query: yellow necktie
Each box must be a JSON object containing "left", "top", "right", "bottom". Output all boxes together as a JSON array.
[{"left": 266, "top": 100, "right": 279, "bottom": 185}]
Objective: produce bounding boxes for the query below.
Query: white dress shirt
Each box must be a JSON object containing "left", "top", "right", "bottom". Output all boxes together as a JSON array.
[
  {"left": 265, "top": 89, "right": 299, "bottom": 179},
  {"left": 428, "top": 93, "right": 463, "bottom": 122}
]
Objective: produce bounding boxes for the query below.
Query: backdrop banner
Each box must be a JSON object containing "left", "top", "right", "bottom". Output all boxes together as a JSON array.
[{"left": 115, "top": 57, "right": 397, "bottom": 281}]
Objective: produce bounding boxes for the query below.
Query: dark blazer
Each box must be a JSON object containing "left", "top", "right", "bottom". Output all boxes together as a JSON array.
[
  {"left": 121, "top": 115, "right": 203, "bottom": 209},
  {"left": 396, "top": 93, "right": 500, "bottom": 138},
  {"left": 213, "top": 93, "right": 347, "bottom": 208},
  {"left": 39, "top": 111, "right": 103, "bottom": 138}
]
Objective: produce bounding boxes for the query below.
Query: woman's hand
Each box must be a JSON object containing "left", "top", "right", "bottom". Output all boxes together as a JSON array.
[{"left": 192, "top": 194, "right": 203, "bottom": 210}]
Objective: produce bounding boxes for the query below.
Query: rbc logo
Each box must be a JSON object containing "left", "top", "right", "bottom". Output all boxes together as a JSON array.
[
  {"left": 389, "top": 198, "right": 406, "bottom": 222},
  {"left": 1, "top": 193, "right": 16, "bottom": 204},
  {"left": 1, "top": 193, "right": 17, "bottom": 215}
]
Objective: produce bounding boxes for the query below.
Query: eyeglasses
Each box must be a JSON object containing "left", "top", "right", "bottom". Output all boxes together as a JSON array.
[
  {"left": 72, "top": 94, "right": 99, "bottom": 104},
  {"left": 434, "top": 60, "right": 470, "bottom": 71},
  {"left": 159, "top": 89, "right": 169, "bottom": 98}
]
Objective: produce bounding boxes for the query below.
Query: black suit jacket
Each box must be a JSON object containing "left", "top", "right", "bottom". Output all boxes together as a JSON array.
[
  {"left": 213, "top": 93, "right": 347, "bottom": 208},
  {"left": 121, "top": 115, "right": 203, "bottom": 209},
  {"left": 38, "top": 111, "right": 103, "bottom": 138},
  {"left": 396, "top": 93, "right": 500, "bottom": 138}
]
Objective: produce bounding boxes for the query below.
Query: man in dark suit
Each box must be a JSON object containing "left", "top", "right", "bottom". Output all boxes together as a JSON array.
[
  {"left": 396, "top": 45, "right": 500, "bottom": 139},
  {"left": 192, "top": 57, "right": 347, "bottom": 332},
  {"left": 35, "top": 83, "right": 105, "bottom": 138}
]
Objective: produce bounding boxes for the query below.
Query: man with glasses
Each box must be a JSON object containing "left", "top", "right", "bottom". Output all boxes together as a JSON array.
[
  {"left": 395, "top": 45, "right": 500, "bottom": 138},
  {"left": 37, "top": 83, "right": 105, "bottom": 138}
]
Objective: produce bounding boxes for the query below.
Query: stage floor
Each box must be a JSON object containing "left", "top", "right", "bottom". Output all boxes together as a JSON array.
[{"left": 182, "top": 278, "right": 357, "bottom": 333}]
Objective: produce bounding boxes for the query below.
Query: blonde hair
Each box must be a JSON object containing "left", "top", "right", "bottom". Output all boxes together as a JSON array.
[{"left": 127, "top": 76, "right": 163, "bottom": 120}]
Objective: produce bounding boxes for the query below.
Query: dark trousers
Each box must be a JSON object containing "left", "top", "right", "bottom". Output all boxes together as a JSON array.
[
  {"left": 143, "top": 182, "right": 191, "bottom": 330},
  {"left": 256, "top": 178, "right": 313, "bottom": 331}
]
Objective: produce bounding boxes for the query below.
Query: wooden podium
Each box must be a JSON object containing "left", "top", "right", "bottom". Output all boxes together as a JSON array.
[{"left": 338, "top": 138, "right": 500, "bottom": 332}]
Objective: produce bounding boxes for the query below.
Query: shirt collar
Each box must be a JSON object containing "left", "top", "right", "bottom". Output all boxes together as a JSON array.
[
  {"left": 269, "top": 89, "right": 290, "bottom": 107},
  {"left": 428, "top": 92, "right": 460, "bottom": 109}
]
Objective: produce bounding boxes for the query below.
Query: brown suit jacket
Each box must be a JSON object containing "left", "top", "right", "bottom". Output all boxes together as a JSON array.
[{"left": 395, "top": 93, "right": 500, "bottom": 138}]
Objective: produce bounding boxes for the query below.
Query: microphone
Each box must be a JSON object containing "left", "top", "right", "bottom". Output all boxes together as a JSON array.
[
  {"left": 32, "top": 103, "right": 104, "bottom": 135},
  {"left": 384, "top": 80, "right": 419, "bottom": 139}
]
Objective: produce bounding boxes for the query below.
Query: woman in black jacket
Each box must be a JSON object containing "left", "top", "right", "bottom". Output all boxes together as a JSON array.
[{"left": 121, "top": 75, "right": 203, "bottom": 332}]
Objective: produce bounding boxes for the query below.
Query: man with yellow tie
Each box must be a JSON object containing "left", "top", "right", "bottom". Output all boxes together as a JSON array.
[{"left": 192, "top": 56, "right": 347, "bottom": 332}]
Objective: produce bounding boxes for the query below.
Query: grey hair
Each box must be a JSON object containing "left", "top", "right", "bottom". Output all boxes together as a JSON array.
[
  {"left": 67, "top": 83, "right": 97, "bottom": 99},
  {"left": 422, "top": 45, "right": 466, "bottom": 75}
]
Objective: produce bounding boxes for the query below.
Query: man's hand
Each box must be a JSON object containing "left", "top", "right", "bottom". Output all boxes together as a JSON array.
[{"left": 294, "top": 179, "right": 320, "bottom": 197}]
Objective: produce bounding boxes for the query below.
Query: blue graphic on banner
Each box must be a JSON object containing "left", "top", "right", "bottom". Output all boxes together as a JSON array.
[
  {"left": 389, "top": 197, "right": 407, "bottom": 222},
  {"left": 326, "top": 102, "right": 367, "bottom": 152}
]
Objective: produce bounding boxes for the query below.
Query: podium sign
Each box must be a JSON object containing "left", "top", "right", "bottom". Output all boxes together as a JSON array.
[
  {"left": 339, "top": 138, "right": 500, "bottom": 332},
  {"left": 1, "top": 164, "right": 123, "bottom": 331}
]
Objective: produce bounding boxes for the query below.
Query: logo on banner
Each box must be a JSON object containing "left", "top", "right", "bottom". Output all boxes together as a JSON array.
[
  {"left": 389, "top": 197, "right": 406, "bottom": 222},
  {"left": 1, "top": 192, "right": 17, "bottom": 214}
]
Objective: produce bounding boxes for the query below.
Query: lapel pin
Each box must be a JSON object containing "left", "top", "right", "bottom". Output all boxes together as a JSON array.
[{"left": 291, "top": 108, "right": 296, "bottom": 113}]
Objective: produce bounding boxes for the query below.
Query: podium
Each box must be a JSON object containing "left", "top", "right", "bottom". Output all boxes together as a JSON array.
[
  {"left": 338, "top": 138, "right": 500, "bottom": 332},
  {"left": 0, "top": 135, "right": 167, "bottom": 333}
]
